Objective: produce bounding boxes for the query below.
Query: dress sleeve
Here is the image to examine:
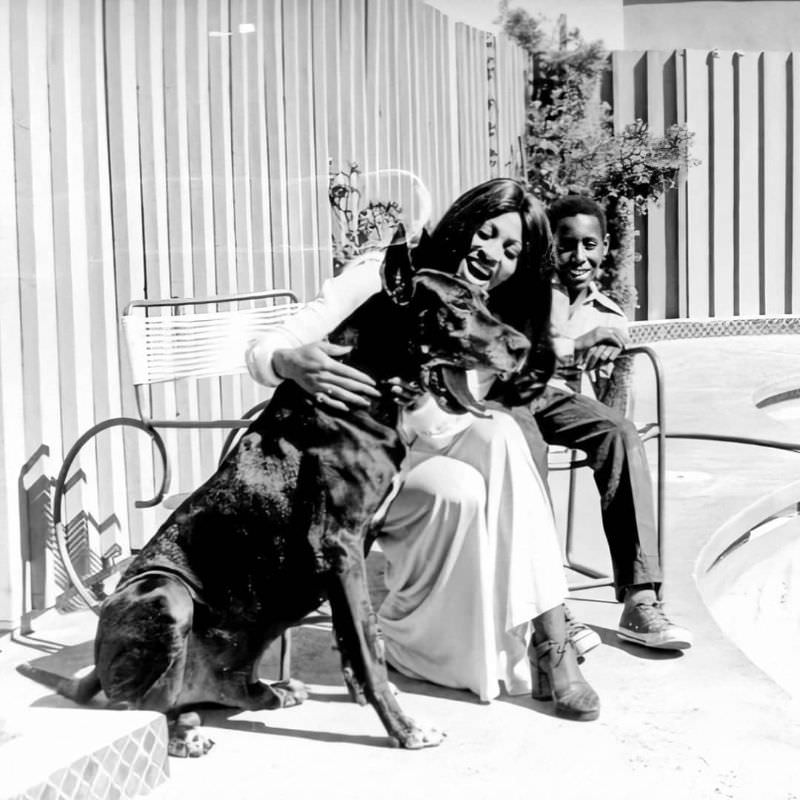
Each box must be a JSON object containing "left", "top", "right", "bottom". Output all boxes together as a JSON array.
[{"left": 246, "top": 251, "right": 384, "bottom": 387}]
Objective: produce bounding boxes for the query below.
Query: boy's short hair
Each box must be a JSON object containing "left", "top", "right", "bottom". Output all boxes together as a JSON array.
[{"left": 548, "top": 195, "right": 607, "bottom": 237}]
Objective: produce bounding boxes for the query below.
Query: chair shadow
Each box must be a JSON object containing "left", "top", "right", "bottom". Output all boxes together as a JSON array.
[
  {"left": 21, "top": 638, "right": 96, "bottom": 671},
  {"left": 10, "top": 633, "right": 64, "bottom": 655}
]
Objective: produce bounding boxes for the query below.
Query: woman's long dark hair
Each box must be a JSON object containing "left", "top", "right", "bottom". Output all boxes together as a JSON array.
[{"left": 414, "top": 178, "right": 556, "bottom": 403}]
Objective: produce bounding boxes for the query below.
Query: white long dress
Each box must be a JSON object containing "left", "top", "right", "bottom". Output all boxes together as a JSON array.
[{"left": 246, "top": 254, "right": 567, "bottom": 702}]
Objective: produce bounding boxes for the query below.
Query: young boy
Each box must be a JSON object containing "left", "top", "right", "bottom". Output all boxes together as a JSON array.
[{"left": 537, "top": 195, "right": 692, "bottom": 651}]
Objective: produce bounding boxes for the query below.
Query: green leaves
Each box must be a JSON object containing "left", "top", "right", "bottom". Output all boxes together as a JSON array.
[{"left": 498, "top": 3, "right": 699, "bottom": 315}]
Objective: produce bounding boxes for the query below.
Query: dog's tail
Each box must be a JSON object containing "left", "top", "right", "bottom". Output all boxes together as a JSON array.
[{"left": 16, "top": 663, "right": 102, "bottom": 705}]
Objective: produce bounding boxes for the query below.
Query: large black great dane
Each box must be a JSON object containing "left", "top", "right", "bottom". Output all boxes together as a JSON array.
[{"left": 20, "top": 229, "right": 530, "bottom": 755}]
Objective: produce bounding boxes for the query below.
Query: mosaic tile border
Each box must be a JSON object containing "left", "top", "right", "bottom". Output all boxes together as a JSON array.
[
  {"left": 629, "top": 315, "right": 800, "bottom": 344},
  {"left": 5, "top": 715, "right": 168, "bottom": 800}
]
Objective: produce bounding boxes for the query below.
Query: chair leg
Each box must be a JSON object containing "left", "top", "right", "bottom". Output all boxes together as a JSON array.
[
  {"left": 564, "top": 451, "right": 614, "bottom": 591},
  {"left": 279, "top": 629, "right": 292, "bottom": 680}
]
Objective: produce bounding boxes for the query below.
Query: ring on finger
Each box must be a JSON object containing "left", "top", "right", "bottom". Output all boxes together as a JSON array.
[{"left": 314, "top": 391, "right": 328, "bottom": 404}]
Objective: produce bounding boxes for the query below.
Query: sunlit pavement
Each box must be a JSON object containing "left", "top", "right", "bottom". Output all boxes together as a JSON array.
[{"left": 2, "top": 335, "right": 800, "bottom": 800}]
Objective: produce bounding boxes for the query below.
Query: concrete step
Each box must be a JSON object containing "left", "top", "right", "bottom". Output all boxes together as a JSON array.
[{"left": 1, "top": 708, "right": 168, "bottom": 800}]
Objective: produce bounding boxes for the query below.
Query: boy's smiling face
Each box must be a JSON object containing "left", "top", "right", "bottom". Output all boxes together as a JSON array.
[{"left": 553, "top": 213, "right": 609, "bottom": 301}]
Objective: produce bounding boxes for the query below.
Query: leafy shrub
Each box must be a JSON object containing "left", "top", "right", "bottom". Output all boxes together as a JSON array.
[{"left": 497, "top": 3, "right": 697, "bottom": 314}]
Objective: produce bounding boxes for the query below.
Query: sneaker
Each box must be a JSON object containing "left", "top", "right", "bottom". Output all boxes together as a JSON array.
[
  {"left": 563, "top": 604, "right": 602, "bottom": 659},
  {"left": 617, "top": 602, "right": 693, "bottom": 650}
]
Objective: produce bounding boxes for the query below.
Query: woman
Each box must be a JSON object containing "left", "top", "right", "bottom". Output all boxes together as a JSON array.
[{"left": 246, "top": 179, "right": 599, "bottom": 721}]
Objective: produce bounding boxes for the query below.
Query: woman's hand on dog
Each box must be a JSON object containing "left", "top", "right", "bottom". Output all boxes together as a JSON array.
[
  {"left": 273, "top": 342, "right": 381, "bottom": 412},
  {"left": 385, "top": 377, "right": 425, "bottom": 410}
]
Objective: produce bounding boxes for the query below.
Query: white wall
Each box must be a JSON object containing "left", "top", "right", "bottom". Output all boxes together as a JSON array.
[
  {"left": 425, "top": 0, "right": 625, "bottom": 47},
  {"left": 624, "top": 1, "right": 800, "bottom": 51}
]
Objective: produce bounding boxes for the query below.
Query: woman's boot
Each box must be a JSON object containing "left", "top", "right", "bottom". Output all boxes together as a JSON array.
[{"left": 529, "top": 604, "right": 600, "bottom": 721}]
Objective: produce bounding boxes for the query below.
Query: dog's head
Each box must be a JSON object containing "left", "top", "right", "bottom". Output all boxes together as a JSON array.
[{"left": 382, "top": 226, "right": 530, "bottom": 415}]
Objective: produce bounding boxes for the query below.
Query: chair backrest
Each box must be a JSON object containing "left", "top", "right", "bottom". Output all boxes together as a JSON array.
[{"left": 122, "top": 290, "right": 301, "bottom": 424}]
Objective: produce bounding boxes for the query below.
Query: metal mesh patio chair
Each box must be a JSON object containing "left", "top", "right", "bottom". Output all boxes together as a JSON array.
[
  {"left": 52, "top": 289, "right": 301, "bottom": 673},
  {"left": 548, "top": 345, "right": 667, "bottom": 591}
]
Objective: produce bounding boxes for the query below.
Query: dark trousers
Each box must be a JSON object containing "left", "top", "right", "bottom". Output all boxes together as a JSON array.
[{"left": 533, "top": 387, "right": 662, "bottom": 601}]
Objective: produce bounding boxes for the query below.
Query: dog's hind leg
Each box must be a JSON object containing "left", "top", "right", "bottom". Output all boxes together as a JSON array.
[
  {"left": 327, "top": 557, "right": 445, "bottom": 750},
  {"left": 16, "top": 664, "right": 102, "bottom": 705}
]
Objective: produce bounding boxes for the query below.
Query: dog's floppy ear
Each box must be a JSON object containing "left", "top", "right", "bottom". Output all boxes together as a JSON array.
[{"left": 381, "top": 223, "right": 414, "bottom": 306}]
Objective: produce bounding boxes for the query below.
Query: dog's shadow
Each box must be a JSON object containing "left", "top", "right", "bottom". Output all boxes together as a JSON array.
[
  {"left": 22, "top": 639, "right": 108, "bottom": 710},
  {"left": 203, "top": 709, "right": 393, "bottom": 749}
]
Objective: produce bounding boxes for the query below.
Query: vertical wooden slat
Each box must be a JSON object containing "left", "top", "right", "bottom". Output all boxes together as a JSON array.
[
  {"left": 364, "top": 0, "right": 383, "bottom": 179},
  {"left": 81, "top": 0, "right": 129, "bottom": 556},
  {"left": 492, "top": 34, "right": 504, "bottom": 175},
  {"left": 733, "top": 52, "right": 760, "bottom": 315},
  {"left": 760, "top": 52, "right": 788, "bottom": 314},
  {"left": 230, "top": 0, "right": 256, "bottom": 296},
  {"left": 791, "top": 52, "right": 800, "bottom": 313},
  {"left": 710, "top": 51, "right": 736, "bottom": 316},
  {"left": 331, "top": 0, "right": 357, "bottom": 257},
  {"left": 407, "top": 0, "right": 427, "bottom": 211},
  {"left": 339, "top": 0, "right": 367, "bottom": 175},
  {"left": 163, "top": 0, "right": 203, "bottom": 490},
  {"left": 662, "top": 51, "right": 681, "bottom": 318},
  {"left": 476, "top": 28, "right": 491, "bottom": 184},
  {"left": 50, "top": 0, "right": 104, "bottom": 592},
  {"left": 105, "top": 0, "right": 157, "bottom": 548},
  {"left": 207, "top": 0, "right": 236, "bottom": 297},
  {"left": 137, "top": 0, "right": 184, "bottom": 495},
  {"left": 262, "top": 0, "right": 291, "bottom": 293},
  {"left": 229, "top": 0, "right": 261, "bottom": 418},
  {"left": 473, "top": 28, "right": 487, "bottom": 184},
  {"left": 394, "top": 0, "right": 414, "bottom": 175},
  {"left": 310, "top": 0, "right": 333, "bottom": 285},
  {"left": 613, "top": 50, "right": 646, "bottom": 318},
  {"left": 186, "top": 0, "right": 217, "bottom": 300},
  {"left": 321, "top": 0, "right": 342, "bottom": 174},
  {"left": 443, "top": 11, "right": 459, "bottom": 208},
  {"left": 384, "top": 0, "right": 401, "bottom": 188},
  {"left": 379, "top": 0, "right": 395, "bottom": 179},
  {"left": 674, "top": 48, "right": 689, "bottom": 318},
  {"left": 455, "top": 23, "right": 471, "bottom": 191},
  {"left": 425, "top": 6, "right": 446, "bottom": 216},
  {"left": 283, "top": 0, "right": 321, "bottom": 301},
  {"left": 247, "top": 0, "right": 275, "bottom": 294},
  {"left": 184, "top": 0, "right": 225, "bottom": 469},
  {"left": 646, "top": 51, "right": 668, "bottom": 319},
  {"left": 0, "top": 0, "right": 26, "bottom": 625},
  {"left": 13, "top": 0, "right": 64, "bottom": 607},
  {"left": 207, "top": 0, "right": 241, "bottom": 424},
  {"left": 683, "top": 50, "right": 711, "bottom": 317},
  {"left": 431, "top": 6, "right": 451, "bottom": 214},
  {"left": 612, "top": 50, "right": 637, "bottom": 127}
]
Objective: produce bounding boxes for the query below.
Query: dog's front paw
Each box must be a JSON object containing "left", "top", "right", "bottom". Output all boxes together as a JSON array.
[
  {"left": 168, "top": 712, "right": 215, "bottom": 758},
  {"left": 391, "top": 716, "right": 446, "bottom": 750},
  {"left": 271, "top": 678, "right": 308, "bottom": 708}
]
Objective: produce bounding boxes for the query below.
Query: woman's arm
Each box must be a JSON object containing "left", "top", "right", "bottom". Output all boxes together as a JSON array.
[{"left": 246, "top": 252, "right": 384, "bottom": 411}]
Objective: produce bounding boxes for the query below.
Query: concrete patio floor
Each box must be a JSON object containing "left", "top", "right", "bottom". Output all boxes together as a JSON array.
[{"left": 2, "top": 335, "right": 800, "bottom": 799}]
